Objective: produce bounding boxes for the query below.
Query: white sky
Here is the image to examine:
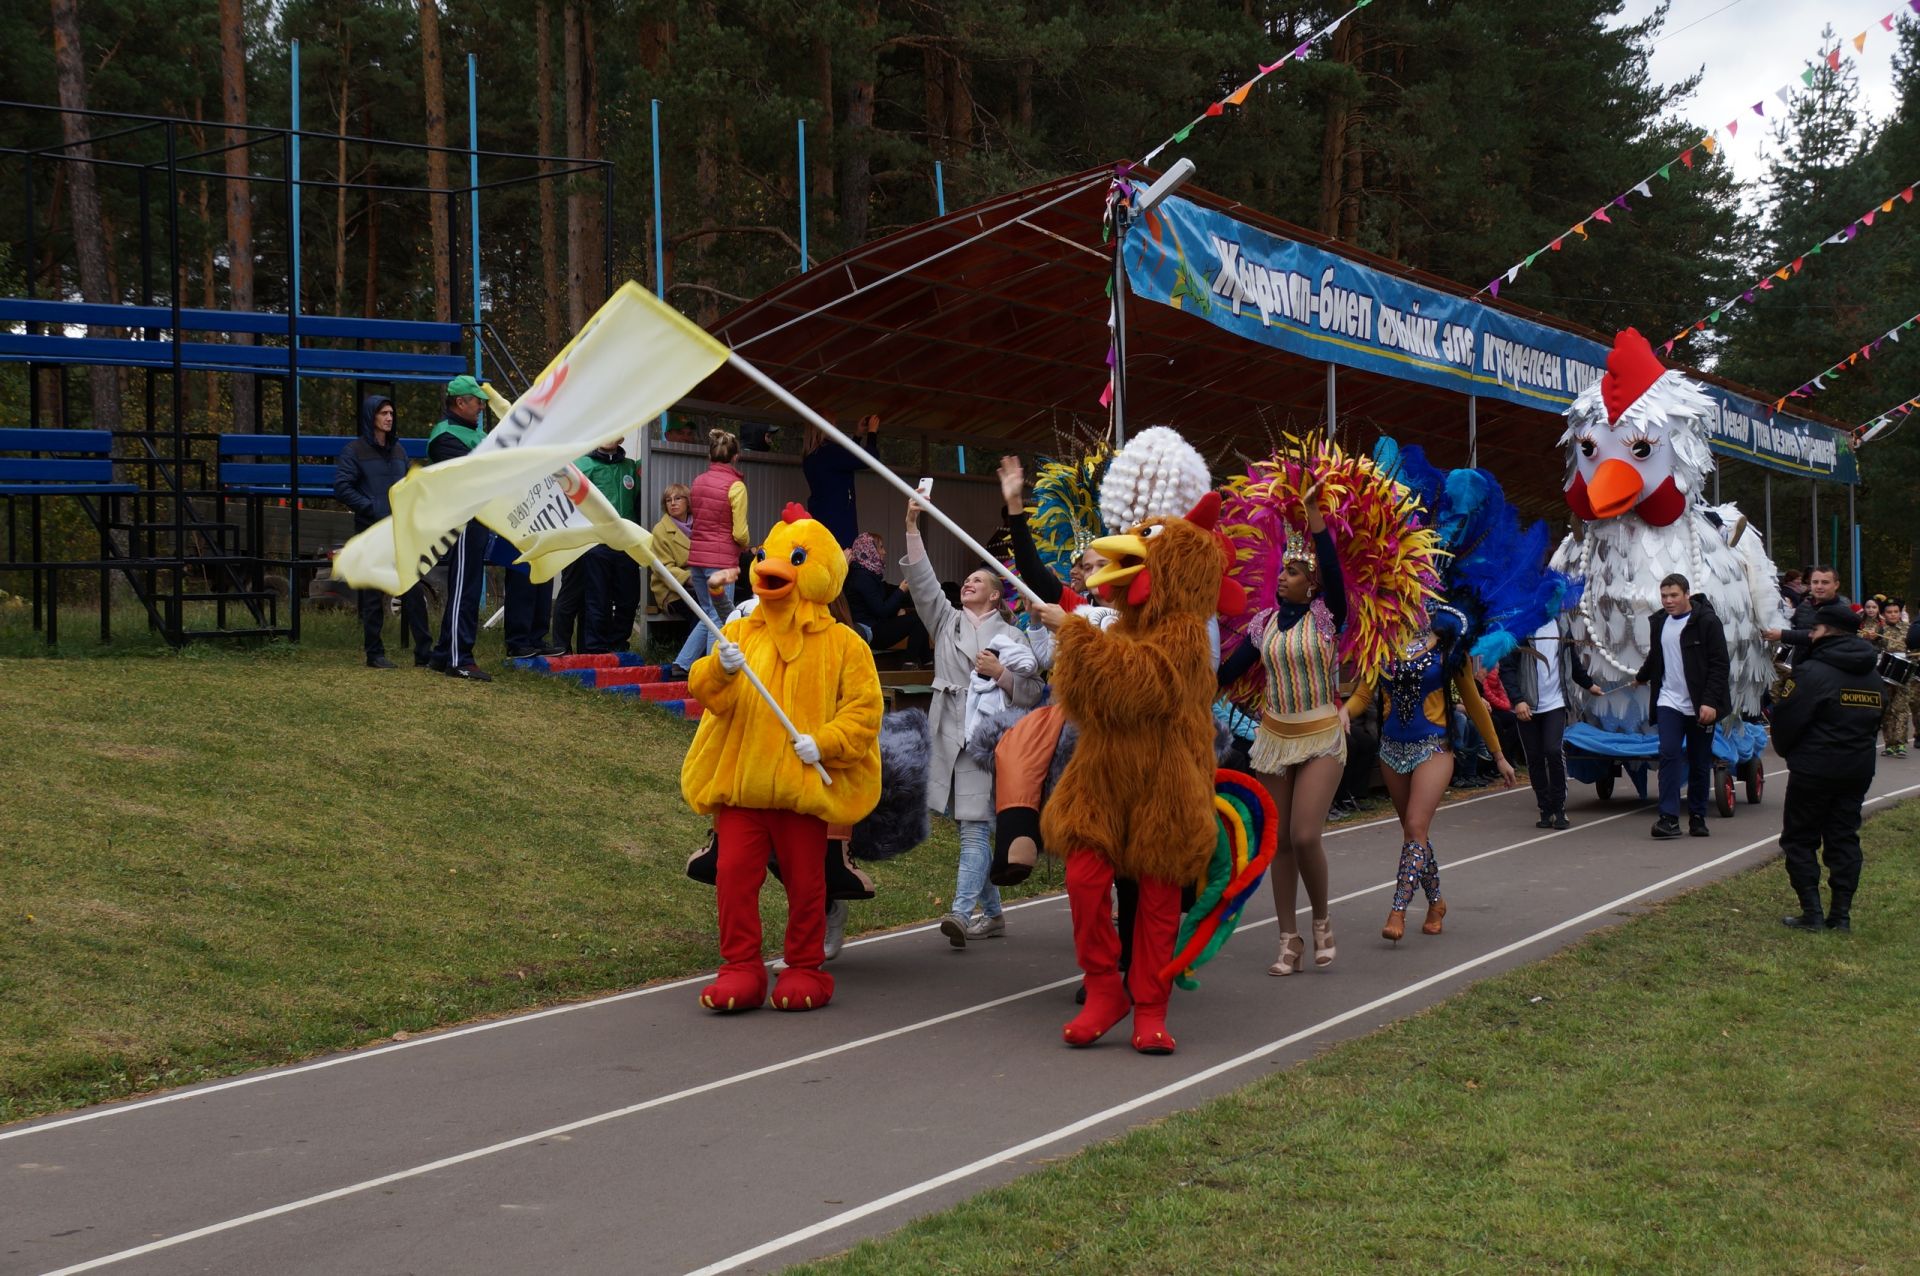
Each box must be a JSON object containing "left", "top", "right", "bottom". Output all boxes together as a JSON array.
[{"left": 1615, "top": 0, "right": 1906, "bottom": 191}]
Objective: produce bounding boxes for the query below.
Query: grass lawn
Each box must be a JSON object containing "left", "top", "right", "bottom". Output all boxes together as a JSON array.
[
  {"left": 0, "top": 603, "right": 1054, "bottom": 1123},
  {"left": 803, "top": 802, "right": 1920, "bottom": 1276}
]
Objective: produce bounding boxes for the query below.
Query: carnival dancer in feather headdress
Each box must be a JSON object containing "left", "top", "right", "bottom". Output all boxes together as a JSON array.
[
  {"left": 1216, "top": 436, "right": 1439, "bottom": 975},
  {"left": 1351, "top": 441, "right": 1577, "bottom": 943}
]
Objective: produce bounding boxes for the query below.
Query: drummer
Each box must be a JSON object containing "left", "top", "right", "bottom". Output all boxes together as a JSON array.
[{"left": 1880, "top": 598, "right": 1911, "bottom": 759}]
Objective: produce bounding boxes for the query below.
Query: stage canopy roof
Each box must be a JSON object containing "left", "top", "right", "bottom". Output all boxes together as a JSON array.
[{"left": 687, "top": 167, "right": 1855, "bottom": 511}]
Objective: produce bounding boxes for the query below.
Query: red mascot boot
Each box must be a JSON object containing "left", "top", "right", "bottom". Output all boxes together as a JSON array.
[
  {"left": 1127, "top": 876, "right": 1182, "bottom": 1054},
  {"left": 768, "top": 811, "right": 834, "bottom": 1011},
  {"left": 1062, "top": 849, "right": 1132, "bottom": 1045}
]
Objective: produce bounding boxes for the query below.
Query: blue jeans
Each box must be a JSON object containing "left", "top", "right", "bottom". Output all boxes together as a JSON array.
[
  {"left": 1655, "top": 705, "right": 1715, "bottom": 818},
  {"left": 951, "top": 817, "right": 1000, "bottom": 919},
  {"left": 670, "top": 566, "right": 724, "bottom": 670}
]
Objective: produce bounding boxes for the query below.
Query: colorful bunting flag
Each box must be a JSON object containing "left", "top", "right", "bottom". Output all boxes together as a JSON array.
[
  {"left": 1780, "top": 304, "right": 1920, "bottom": 406},
  {"left": 1668, "top": 173, "right": 1920, "bottom": 349},
  {"left": 1476, "top": 17, "right": 1892, "bottom": 303},
  {"left": 1144, "top": 0, "right": 1371, "bottom": 166}
]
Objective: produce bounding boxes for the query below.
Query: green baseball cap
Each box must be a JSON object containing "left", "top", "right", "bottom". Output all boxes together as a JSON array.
[{"left": 445, "top": 374, "right": 484, "bottom": 398}]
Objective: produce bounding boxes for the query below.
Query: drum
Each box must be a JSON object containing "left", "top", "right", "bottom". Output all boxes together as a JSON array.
[{"left": 1877, "top": 651, "right": 1915, "bottom": 686}]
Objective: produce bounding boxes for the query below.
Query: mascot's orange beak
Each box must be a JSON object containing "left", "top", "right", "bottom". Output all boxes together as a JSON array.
[
  {"left": 1585, "top": 458, "right": 1644, "bottom": 520},
  {"left": 1086, "top": 532, "right": 1147, "bottom": 590},
  {"left": 752, "top": 562, "right": 796, "bottom": 601}
]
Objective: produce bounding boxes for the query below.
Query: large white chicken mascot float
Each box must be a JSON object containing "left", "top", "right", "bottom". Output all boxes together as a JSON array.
[{"left": 1550, "top": 328, "right": 1787, "bottom": 810}]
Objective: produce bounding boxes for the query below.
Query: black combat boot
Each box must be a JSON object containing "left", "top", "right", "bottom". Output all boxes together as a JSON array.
[
  {"left": 1825, "top": 889, "right": 1853, "bottom": 932},
  {"left": 1781, "top": 882, "right": 1826, "bottom": 931}
]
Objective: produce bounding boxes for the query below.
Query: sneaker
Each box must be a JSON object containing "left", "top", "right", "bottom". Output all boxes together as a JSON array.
[
  {"left": 366, "top": 654, "right": 396, "bottom": 669},
  {"left": 966, "top": 913, "right": 1006, "bottom": 940},
  {"left": 1552, "top": 812, "right": 1571, "bottom": 831},
  {"left": 447, "top": 664, "right": 494, "bottom": 683},
  {"left": 938, "top": 911, "right": 970, "bottom": 948},
  {"left": 1689, "top": 815, "right": 1710, "bottom": 838},
  {"left": 1651, "top": 816, "right": 1683, "bottom": 840},
  {"left": 1884, "top": 747, "right": 1899, "bottom": 757},
  {"left": 1899, "top": 746, "right": 1910, "bottom": 758},
  {"left": 1535, "top": 814, "right": 1554, "bottom": 829},
  {"left": 662, "top": 664, "right": 689, "bottom": 682},
  {"left": 823, "top": 898, "right": 849, "bottom": 962},
  {"left": 414, "top": 653, "right": 434, "bottom": 668}
]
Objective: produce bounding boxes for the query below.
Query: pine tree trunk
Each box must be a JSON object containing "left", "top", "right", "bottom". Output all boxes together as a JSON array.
[
  {"left": 1316, "top": 21, "right": 1358, "bottom": 240},
  {"left": 362, "top": 182, "right": 381, "bottom": 321},
  {"left": 194, "top": 107, "right": 216, "bottom": 419},
  {"left": 924, "top": 48, "right": 947, "bottom": 159},
  {"left": 812, "top": 36, "right": 835, "bottom": 208},
  {"left": 564, "top": 0, "right": 588, "bottom": 330},
  {"left": 947, "top": 53, "right": 974, "bottom": 153},
  {"left": 50, "top": 0, "right": 122, "bottom": 434},
  {"left": 1015, "top": 60, "right": 1033, "bottom": 135},
  {"left": 839, "top": 2, "right": 877, "bottom": 245},
  {"left": 219, "top": 0, "right": 254, "bottom": 433},
  {"left": 536, "top": 0, "right": 563, "bottom": 352},
  {"left": 580, "top": 2, "right": 604, "bottom": 313},
  {"left": 418, "top": 0, "right": 452, "bottom": 324}
]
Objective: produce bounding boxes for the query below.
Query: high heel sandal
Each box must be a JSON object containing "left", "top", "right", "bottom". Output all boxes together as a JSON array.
[
  {"left": 1268, "top": 932, "right": 1304, "bottom": 976},
  {"left": 1381, "top": 909, "right": 1406, "bottom": 943},
  {"left": 1312, "top": 916, "right": 1336, "bottom": 967},
  {"left": 1422, "top": 899, "right": 1447, "bottom": 935}
]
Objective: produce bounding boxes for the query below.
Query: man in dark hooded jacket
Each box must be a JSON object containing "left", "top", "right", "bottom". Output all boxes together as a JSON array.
[
  {"left": 334, "top": 395, "right": 430, "bottom": 668},
  {"left": 1634, "top": 574, "right": 1732, "bottom": 840},
  {"left": 1772, "top": 601, "right": 1881, "bottom": 932}
]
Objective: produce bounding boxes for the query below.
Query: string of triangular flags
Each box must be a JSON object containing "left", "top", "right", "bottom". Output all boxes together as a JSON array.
[
  {"left": 1141, "top": 0, "right": 1372, "bottom": 166},
  {"left": 1856, "top": 390, "right": 1920, "bottom": 443},
  {"left": 1666, "top": 175, "right": 1920, "bottom": 353},
  {"left": 1481, "top": 4, "right": 1914, "bottom": 301},
  {"left": 1775, "top": 306, "right": 1920, "bottom": 411},
  {"left": 1099, "top": 165, "right": 1138, "bottom": 411}
]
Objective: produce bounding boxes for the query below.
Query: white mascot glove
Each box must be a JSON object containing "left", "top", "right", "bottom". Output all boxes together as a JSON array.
[
  {"left": 791, "top": 733, "right": 822, "bottom": 766},
  {"left": 715, "top": 638, "right": 746, "bottom": 674}
]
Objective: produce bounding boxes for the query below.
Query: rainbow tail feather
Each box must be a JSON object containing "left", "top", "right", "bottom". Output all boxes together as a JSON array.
[{"left": 1163, "top": 769, "right": 1280, "bottom": 990}]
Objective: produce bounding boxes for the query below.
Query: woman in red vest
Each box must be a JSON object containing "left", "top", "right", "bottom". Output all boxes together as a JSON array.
[{"left": 666, "top": 430, "right": 751, "bottom": 680}]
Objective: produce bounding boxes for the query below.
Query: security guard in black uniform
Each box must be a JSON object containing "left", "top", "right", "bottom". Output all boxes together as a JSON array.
[{"left": 1770, "top": 601, "right": 1881, "bottom": 931}]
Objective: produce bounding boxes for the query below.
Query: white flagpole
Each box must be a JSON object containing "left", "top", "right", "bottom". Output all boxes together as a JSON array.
[
  {"left": 481, "top": 385, "right": 831, "bottom": 784},
  {"left": 722, "top": 353, "right": 1053, "bottom": 611}
]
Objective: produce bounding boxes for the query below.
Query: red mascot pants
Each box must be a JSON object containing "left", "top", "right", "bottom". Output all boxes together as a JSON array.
[
  {"left": 1063, "top": 848, "right": 1180, "bottom": 1051},
  {"left": 713, "top": 806, "right": 831, "bottom": 1002}
]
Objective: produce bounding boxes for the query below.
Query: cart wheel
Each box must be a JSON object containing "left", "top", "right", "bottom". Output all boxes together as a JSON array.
[
  {"left": 1745, "top": 765, "right": 1765, "bottom": 805},
  {"left": 1595, "top": 772, "right": 1616, "bottom": 802},
  {"left": 1714, "top": 763, "right": 1735, "bottom": 818}
]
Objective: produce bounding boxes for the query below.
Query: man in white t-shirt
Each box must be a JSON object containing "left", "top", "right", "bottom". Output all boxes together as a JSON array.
[{"left": 1634, "top": 573, "right": 1732, "bottom": 840}]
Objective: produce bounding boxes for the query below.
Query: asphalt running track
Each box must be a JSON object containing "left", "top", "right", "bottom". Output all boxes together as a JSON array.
[{"left": 8, "top": 768, "right": 1917, "bottom": 1276}]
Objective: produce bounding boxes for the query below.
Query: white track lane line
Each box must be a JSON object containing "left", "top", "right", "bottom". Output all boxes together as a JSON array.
[
  {"left": 683, "top": 778, "right": 1920, "bottom": 1276},
  {"left": 35, "top": 774, "right": 1888, "bottom": 1276},
  {"left": 0, "top": 772, "right": 1530, "bottom": 1142}
]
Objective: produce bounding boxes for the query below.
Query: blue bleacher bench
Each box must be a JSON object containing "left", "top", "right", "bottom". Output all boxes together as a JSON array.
[
  {"left": 219, "top": 434, "right": 429, "bottom": 499},
  {"left": 0, "top": 429, "right": 139, "bottom": 496},
  {"left": 0, "top": 299, "right": 465, "bottom": 384}
]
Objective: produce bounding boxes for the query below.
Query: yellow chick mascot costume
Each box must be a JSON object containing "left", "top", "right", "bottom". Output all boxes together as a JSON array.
[{"left": 681, "top": 503, "right": 884, "bottom": 1012}]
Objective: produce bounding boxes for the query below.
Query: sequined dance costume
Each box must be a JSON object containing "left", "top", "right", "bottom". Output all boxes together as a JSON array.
[{"left": 1247, "top": 528, "right": 1349, "bottom": 773}]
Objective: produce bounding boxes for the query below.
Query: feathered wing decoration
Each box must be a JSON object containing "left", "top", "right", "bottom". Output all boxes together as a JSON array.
[
  {"left": 1027, "top": 445, "right": 1113, "bottom": 585},
  {"left": 1163, "top": 770, "right": 1278, "bottom": 991},
  {"left": 1217, "top": 434, "right": 1441, "bottom": 711},
  {"left": 1373, "top": 439, "right": 1580, "bottom": 670}
]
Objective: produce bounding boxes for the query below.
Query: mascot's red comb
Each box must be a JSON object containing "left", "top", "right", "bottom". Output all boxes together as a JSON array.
[
  {"left": 1601, "top": 328, "right": 1667, "bottom": 425},
  {"left": 782, "top": 501, "right": 811, "bottom": 524},
  {"left": 1183, "top": 491, "right": 1247, "bottom": 617}
]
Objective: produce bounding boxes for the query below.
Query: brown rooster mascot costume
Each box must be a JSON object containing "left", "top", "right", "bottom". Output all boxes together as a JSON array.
[
  {"left": 681, "top": 503, "right": 884, "bottom": 1013},
  {"left": 1045, "top": 472, "right": 1243, "bottom": 1055}
]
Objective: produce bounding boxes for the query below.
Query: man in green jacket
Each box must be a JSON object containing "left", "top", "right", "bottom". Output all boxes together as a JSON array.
[
  {"left": 425, "top": 375, "right": 494, "bottom": 681},
  {"left": 577, "top": 440, "right": 641, "bottom": 653}
]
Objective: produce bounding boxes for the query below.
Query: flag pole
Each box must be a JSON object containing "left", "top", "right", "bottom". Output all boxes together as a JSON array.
[
  {"left": 722, "top": 353, "right": 1053, "bottom": 611},
  {"left": 480, "top": 385, "right": 830, "bottom": 784}
]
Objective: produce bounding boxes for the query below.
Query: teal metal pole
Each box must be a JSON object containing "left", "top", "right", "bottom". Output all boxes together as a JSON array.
[
  {"left": 935, "top": 161, "right": 946, "bottom": 216},
  {"left": 651, "top": 98, "right": 667, "bottom": 439},
  {"left": 797, "top": 119, "right": 808, "bottom": 272},
  {"left": 468, "top": 54, "right": 482, "bottom": 382},
  {"left": 290, "top": 40, "right": 301, "bottom": 423}
]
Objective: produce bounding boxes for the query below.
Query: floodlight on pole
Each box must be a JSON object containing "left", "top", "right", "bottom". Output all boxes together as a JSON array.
[{"left": 1136, "top": 158, "right": 1196, "bottom": 215}]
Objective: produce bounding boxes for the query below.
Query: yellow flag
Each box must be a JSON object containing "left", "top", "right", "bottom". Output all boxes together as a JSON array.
[{"left": 334, "top": 283, "right": 726, "bottom": 593}]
